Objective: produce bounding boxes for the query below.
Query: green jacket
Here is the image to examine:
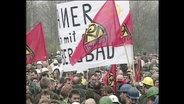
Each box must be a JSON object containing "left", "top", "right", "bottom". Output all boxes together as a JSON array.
[
  {"left": 28, "top": 81, "right": 40, "bottom": 97},
  {"left": 60, "top": 99, "right": 68, "bottom": 104}
]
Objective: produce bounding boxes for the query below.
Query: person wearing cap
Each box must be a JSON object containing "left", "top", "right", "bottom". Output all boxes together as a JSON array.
[
  {"left": 119, "top": 92, "right": 129, "bottom": 104},
  {"left": 127, "top": 87, "right": 140, "bottom": 104},
  {"left": 36, "top": 61, "right": 43, "bottom": 75},
  {"left": 118, "top": 84, "right": 132, "bottom": 95},
  {"left": 42, "top": 61, "right": 53, "bottom": 75},
  {"left": 109, "top": 94, "right": 121, "bottom": 104},
  {"left": 138, "top": 77, "right": 154, "bottom": 104},
  {"left": 52, "top": 59, "right": 64, "bottom": 79},
  {"left": 99, "top": 96, "right": 113, "bottom": 104},
  {"left": 50, "top": 59, "right": 59, "bottom": 70},
  {"left": 145, "top": 87, "right": 158, "bottom": 104},
  {"left": 118, "top": 84, "right": 132, "bottom": 104},
  {"left": 40, "top": 68, "right": 50, "bottom": 81},
  {"left": 42, "top": 67, "right": 49, "bottom": 74}
]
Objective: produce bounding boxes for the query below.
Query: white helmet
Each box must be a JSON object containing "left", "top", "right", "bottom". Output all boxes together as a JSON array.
[
  {"left": 36, "top": 61, "right": 42, "bottom": 65},
  {"left": 56, "top": 51, "right": 60, "bottom": 54},
  {"left": 53, "top": 60, "right": 58, "bottom": 64},
  {"left": 109, "top": 95, "right": 120, "bottom": 104},
  {"left": 42, "top": 67, "right": 48, "bottom": 72},
  {"left": 72, "top": 102, "right": 80, "bottom": 104}
]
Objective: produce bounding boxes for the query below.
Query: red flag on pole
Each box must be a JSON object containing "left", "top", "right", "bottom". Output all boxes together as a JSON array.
[
  {"left": 119, "top": 11, "right": 133, "bottom": 45},
  {"left": 26, "top": 22, "right": 48, "bottom": 64},
  {"left": 70, "top": 0, "right": 122, "bottom": 65},
  {"left": 102, "top": 64, "right": 117, "bottom": 92},
  {"left": 135, "top": 59, "right": 141, "bottom": 82}
]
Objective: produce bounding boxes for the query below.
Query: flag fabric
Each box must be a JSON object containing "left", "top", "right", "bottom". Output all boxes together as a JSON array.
[
  {"left": 102, "top": 64, "right": 117, "bottom": 92},
  {"left": 119, "top": 11, "right": 133, "bottom": 45},
  {"left": 26, "top": 22, "right": 48, "bottom": 64},
  {"left": 135, "top": 59, "right": 141, "bottom": 82},
  {"left": 70, "top": 0, "right": 122, "bottom": 65}
]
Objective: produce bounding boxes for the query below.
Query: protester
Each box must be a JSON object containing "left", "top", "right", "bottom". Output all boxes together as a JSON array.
[
  {"left": 127, "top": 87, "right": 140, "bottom": 104},
  {"left": 138, "top": 77, "right": 154, "bottom": 104},
  {"left": 60, "top": 84, "right": 73, "bottom": 104},
  {"left": 26, "top": 52, "right": 158, "bottom": 104},
  {"left": 36, "top": 61, "right": 43, "bottom": 74},
  {"left": 68, "top": 89, "right": 81, "bottom": 104},
  {"left": 84, "top": 98, "right": 96, "bottom": 104},
  {"left": 109, "top": 94, "right": 121, "bottom": 104},
  {"left": 99, "top": 96, "right": 113, "bottom": 104},
  {"left": 145, "top": 87, "right": 158, "bottom": 104}
]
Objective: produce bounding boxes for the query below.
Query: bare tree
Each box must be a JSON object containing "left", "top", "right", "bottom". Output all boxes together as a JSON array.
[
  {"left": 130, "top": 1, "right": 158, "bottom": 54},
  {"left": 26, "top": 1, "right": 66, "bottom": 54}
]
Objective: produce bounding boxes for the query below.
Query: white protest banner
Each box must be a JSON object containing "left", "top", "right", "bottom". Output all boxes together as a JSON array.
[{"left": 57, "top": 1, "right": 132, "bottom": 72}]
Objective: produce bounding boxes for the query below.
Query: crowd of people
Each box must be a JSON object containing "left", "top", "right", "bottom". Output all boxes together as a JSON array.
[{"left": 26, "top": 51, "right": 159, "bottom": 104}]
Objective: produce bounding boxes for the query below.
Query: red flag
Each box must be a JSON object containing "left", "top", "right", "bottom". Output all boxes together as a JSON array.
[
  {"left": 70, "top": 0, "right": 122, "bottom": 65},
  {"left": 26, "top": 22, "right": 48, "bottom": 64},
  {"left": 102, "top": 64, "right": 117, "bottom": 92},
  {"left": 119, "top": 12, "right": 133, "bottom": 45},
  {"left": 135, "top": 59, "right": 141, "bottom": 82}
]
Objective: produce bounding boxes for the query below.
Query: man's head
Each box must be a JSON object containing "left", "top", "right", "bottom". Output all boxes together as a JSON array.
[
  {"left": 68, "top": 89, "right": 80, "bottom": 104},
  {"left": 72, "top": 75, "right": 81, "bottom": 85},
  {"left": 127, "top": 87, "right": 139, "bottom": 104},
  {"left": 151, "top": 73, "right": 159, "bottom": 87},
  {"left": 40, "top": 78, "right": 51, "bottom": 89},
  {"left": 95, "top": 70, "right": 102, "bottom": 80},
  {"left": 36, "top": 61, "right": 43, "bottom": 69},
  {"left": 93, "top": 80, "right": 102, "bottom": 90},
  {"left": 61, "top": 84, "right": 73, "bottom": 99},
  {"left": 142, "top": 77, "right": 154, "bottom": 93},
  {"left": 90, "top": 74, "right": 98, "bottom": 86},
  {"left": 26, "top": 64, "right": 32, "bottom": 70},
  {"left": 64, "top": 77, "right": 72, "bottom": 86},
  {"left": 85, "top": 98, "right": 96, "bottom": 104},
  {"left": 116, "top": 74, "right": 124, "bottom": 81},
  {"left": 30, "top": 70, "right": 38, "bottom": 79}
]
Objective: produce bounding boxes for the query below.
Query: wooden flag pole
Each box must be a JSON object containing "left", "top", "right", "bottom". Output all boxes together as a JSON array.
[
  {"left": 86, "top": 69, "right": 89, "bottom": 89},
  {"left": 123, "top": 44, "right": 136, "bottom": 86}
]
